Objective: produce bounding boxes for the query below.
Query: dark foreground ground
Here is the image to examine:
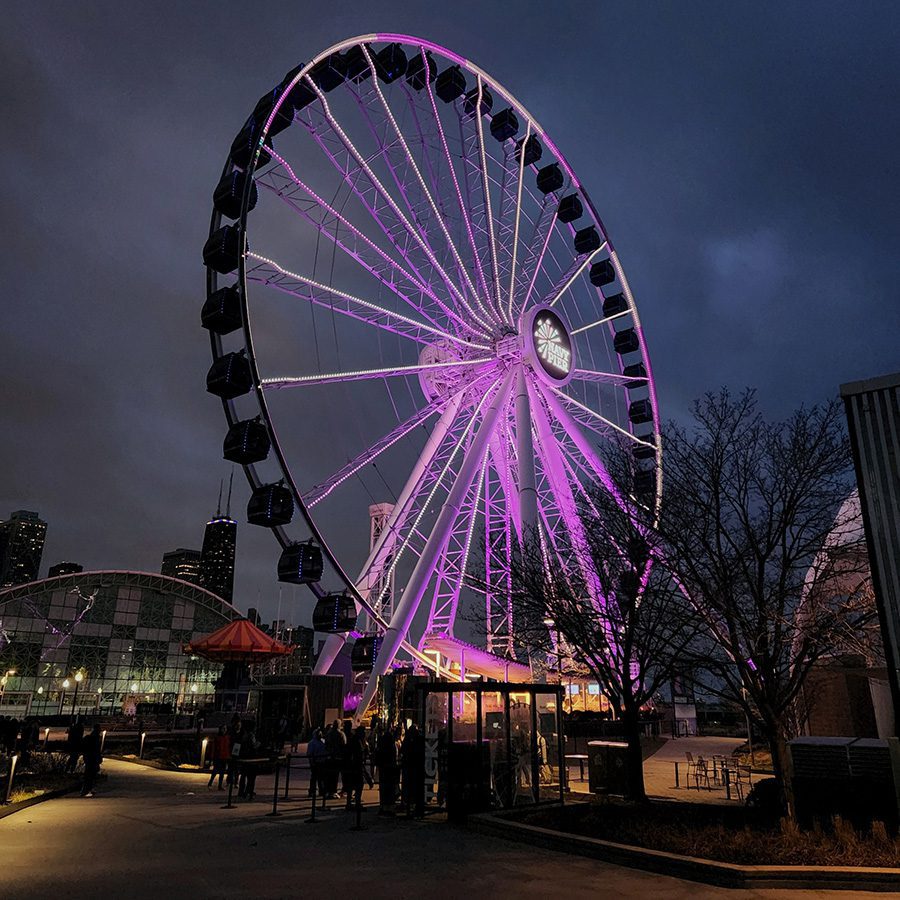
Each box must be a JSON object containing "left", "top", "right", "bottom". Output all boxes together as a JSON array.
[{"left": 0, "top": 760, "right": 885, "bottom": 899}]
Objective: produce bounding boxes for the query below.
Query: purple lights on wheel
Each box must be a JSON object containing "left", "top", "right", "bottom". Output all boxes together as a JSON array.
[{"left": 201, "top": 34, "right": 661, "bottom": 712}]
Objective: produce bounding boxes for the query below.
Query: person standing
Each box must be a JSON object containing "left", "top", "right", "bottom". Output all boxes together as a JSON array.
[
  {"left": 237, "top": 722, "right": 258, "bottom": 800},
  {"left": 208, "top": 725, "right": 230, "bottom": 790},
  {"left": 66, "top": 717, "right": 84, "bottom": 773},
  {"left": 81, "top": 724, "right": 102, "bottom": 797},
  {"left": 400, "top": 723, "right": 426, "bottom": 818},
  {"left": 306, "top": 728, "right": 327, "bottom": 798},
  {"left": 376, "top": 724, "right": 398, "bottom": 815},
  {"left": 226, "top": 718, "right": 243, "bottom": 787},
  {"left": 323, "top": 719, "right": 344, "bottom": 799}
]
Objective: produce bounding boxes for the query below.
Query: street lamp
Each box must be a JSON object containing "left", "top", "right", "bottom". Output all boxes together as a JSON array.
[
  {"left": 70, "top": 671, "right": 84, "bottom": 717},
  {"left": 0, "top": 668, "right": 16, "bottom": 706}
]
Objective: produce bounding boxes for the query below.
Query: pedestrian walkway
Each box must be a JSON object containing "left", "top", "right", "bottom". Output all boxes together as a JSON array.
[{"left": 0, "top": 758, "right": 866, "bottom": 899}]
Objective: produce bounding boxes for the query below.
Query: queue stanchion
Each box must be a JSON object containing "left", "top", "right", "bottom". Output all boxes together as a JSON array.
[
  {"left": 306, "top": 764, "right": 318, "bottom": 824},
  {"left": 268, "top": 758, "right": 282, "bottom": 817}
]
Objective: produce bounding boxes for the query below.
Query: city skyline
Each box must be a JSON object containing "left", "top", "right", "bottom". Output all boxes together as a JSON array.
[{"left": 1, "top": 3, "right": 898, "bottom": 625}]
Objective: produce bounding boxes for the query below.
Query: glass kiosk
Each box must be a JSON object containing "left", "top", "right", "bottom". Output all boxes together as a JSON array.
[{"left": 416, "top": 681, "right": 565, "bottom": 820}]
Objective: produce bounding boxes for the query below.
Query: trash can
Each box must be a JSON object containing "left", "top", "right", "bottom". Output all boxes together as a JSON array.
[{"left": 587, "top": 740, "right": 629, "bottom": 795}]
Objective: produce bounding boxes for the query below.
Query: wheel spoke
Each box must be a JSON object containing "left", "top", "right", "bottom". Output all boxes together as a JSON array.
[
  {"left": 570, "top": 308, "right": 631, "bottom": 335},
  {"left": 473, "top": 75, "right": 503, "bottom": 319},
  {"left": 262, "top": 357, "right": 496, "bottom": 390},
  {"left": 570, "top": 367, "right": 648, "bottom": 386},
  {"left": 258, "top": 150, "right": 465, "bottom": 336},
  {"left": 301, "top": 73, "right": 495, "bottom": 337},
  {"left": 545, "top": 247, "right": 606, "bottom": 307},
  {"left": 247, "top": 251, "right": 490, "bottom": 351},
  {"left": 506, "top": 122, "right": 530, "bottom": 324},
  {"left": 420, "top": 52, "right": 494, "bottom": 316},
  {"left": 356, "top": 45, "right": 497, "bottom": 329}
]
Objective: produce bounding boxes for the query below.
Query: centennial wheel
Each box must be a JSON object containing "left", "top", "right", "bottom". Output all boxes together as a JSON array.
[{"left": 202, "top": 34, "right": 661, "bottom": 714}]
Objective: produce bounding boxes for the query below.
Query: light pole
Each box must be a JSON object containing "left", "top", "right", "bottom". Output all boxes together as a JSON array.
[
  {"left": 0, "top": 669, "right": 15, "bottom": 706},
  {"left": 61, "top": 678, "right": 70, "bottom": 715},
  {"left": 70, "top": 671, "right": 84, "bottom": 717}
]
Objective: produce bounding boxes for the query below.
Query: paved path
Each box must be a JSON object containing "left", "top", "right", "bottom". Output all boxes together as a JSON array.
[{"left": 0, "top": 759, "right": 877, "bottom": 899}]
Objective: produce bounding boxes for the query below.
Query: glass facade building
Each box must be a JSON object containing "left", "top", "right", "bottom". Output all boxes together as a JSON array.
[{"left": 0, "top": 570, "right": 240, "bottom": 716}]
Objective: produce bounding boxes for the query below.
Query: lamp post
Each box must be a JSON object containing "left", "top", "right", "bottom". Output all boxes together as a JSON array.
[
  {"left": 70, "top": 671, "right": 84, "bottom": 717},
  {"left": 0, "top": 669, "right": 15, "bottom": 706},
  {"left": 190, "top": 683, "right": 198, "bottom": 713},
  {"left": 60, "top": 678, "right": 70, "bottom": 715}
]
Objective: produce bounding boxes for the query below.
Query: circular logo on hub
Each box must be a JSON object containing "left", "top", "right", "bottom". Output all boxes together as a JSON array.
[{"left": 522, "top": 306, "right": 575, "bottom": 386}]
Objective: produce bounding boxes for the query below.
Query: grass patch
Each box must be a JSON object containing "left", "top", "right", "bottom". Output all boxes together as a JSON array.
[{"left": 520, "top": 800, "right": 900, "bottom": 867}]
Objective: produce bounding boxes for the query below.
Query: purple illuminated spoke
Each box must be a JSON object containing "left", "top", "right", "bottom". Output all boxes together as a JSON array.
[
  {"left": 303, "top": 367, "right": 499, "bottom": 508},
  {"left": 262, "top": 357, "right": 496, "bottom": 391},
  {"left": 570, "top": 308, "right": 631, "bottom": 336},
  {"left": 505, "top": 122, "right": 531, "bottom": 324},
  {"left": 246, "top": 252, "right": 489, "bottom": 351},
  {"left": 570, "top": 368, "right": 648, "bottom": 386},
  {"left": 544, "top": 248, "right": 605, "bottom": 308},
  {"left": 301, "top": 75, "right": 495, "bottom": 337},
  {"left": 355, "top": 45, "right": 494, "bottom": 329},
  {"left": 472, "top": 76, "right": 503, "bottom": 319},
  {"left": 516, "top": 197, "right": 559, "bottom": 312},
  {"left": 419, "top": 53, "right": 494, "bottom": 315},
  {"left": 547, "top": 384, "right": 655, "bottom": 449},
  {"left": 258, "top": 153, "right": 464, "bottom": 337}
]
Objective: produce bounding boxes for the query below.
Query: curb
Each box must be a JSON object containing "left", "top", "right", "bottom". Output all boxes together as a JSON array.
[
  {"left": 0, "top": 783, "right": 81, "bottom": 820},
  {"left": 468, "top": 811, "right": 900, "bottom": 891}
]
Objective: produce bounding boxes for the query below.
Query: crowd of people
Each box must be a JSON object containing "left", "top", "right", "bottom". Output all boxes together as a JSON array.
[
  {"left": 1, "top": 715, "right": 41, "bottom": 762},
  {"left": 306, "top": 719, "right": 426, "bottom": 818}
]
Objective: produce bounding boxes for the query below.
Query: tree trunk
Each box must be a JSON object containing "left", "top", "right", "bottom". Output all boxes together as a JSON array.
[
  {"left": 763, "top": 722, "right": 795, "bottom": 818},
  {"left": 621, "top": 703, "right": 647, "bottom": 802}
]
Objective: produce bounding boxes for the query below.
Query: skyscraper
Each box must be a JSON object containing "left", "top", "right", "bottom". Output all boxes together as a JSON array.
[
  {"left": 199, "top": 475, "right": 237, "bottom": 603},
  {"left": 0, "top": 510, "right": 48, "bottom": 587},
  {"left": 161, "top": 549, "right": 202, "bottom": 584},
  {"left": 841, "top": 371, "right": 900, "bottom": 734}
]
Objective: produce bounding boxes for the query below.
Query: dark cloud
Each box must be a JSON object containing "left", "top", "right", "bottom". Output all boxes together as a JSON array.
[{"left": 1, "top": 3, "right": 898, "bottom": 624}]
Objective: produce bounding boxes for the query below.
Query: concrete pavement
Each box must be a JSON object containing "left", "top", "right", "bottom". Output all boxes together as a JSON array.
[{"left": 0, "top": 758, "right": 881, "bottom": 899}]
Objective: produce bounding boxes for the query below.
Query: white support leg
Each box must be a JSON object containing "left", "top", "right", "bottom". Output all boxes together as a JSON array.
[{"left": 355, "top": 370, "right": 515, "bottom": 717}]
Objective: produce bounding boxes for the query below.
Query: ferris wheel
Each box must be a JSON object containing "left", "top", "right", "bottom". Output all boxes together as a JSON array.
[{"left": 202, "top": 34, "right": 661, "bottom": 714}]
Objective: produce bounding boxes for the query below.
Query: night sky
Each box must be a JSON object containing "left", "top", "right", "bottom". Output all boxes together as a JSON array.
[{"left": 2, "top": 3, "right": 898, "bottom": 626}]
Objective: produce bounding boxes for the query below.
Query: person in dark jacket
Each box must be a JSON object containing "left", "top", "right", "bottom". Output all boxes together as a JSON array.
[
  {"left": 376, "top": 725, "right": 398, "bottom": 815},
  {"left": 400, "top": 724, "right": 426, "bottom": 818},
  {"left": 237, "top": 723, "right": 258, "bottom": 800},
  {"left": 208, "top": 725, "right": 230, "bottom": 790},
  {"left": 344, "top": 726, "right": 370, "bottom": 811},
  {"left": 323, "top": 720, "right": 345, "bottom": 798},
  {"left": 66, "top": 717, "right": 84, "bottom": 773},
  {"left": 81, "top": 724, "right": 103, "bottom": 797}
]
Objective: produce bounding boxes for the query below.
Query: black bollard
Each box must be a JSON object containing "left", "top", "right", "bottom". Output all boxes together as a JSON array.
[
  {"left": 674, "top": 761, "right": 680, "bottom": 788},
  {"left": 284, "top": 753, "right": 291, "bottom": 800},
  {"left": 268, "top": 760, "right": 281, "bottom": 817}
]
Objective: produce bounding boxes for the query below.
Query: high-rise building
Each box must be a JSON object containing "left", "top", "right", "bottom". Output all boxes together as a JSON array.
[
  {"left": 199, "top": 516, "right": 237, "bottom": 602},
  {"left": 161, "top": 549, "right": 202, "bottom": 585},
  {"left": 0, "top": 510, "right": 48, "bottom": 587},
  {"left": 246, "top": 607, "right": 261, "bottom": 626},
  {"left": 48, "top": 561, "right": 83, "bottom": 578},
  {"left": 841, "top": 370, "right": 900, "bottom": 735},
  {"left": 199, "top": 476, "right": 238, "bottom": 604}
]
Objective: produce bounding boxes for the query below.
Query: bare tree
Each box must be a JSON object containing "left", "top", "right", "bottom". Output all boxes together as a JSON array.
[
  {"left": 505, "top": 446, "right": 704, "bottom": 801},
  {"left": 657, "top": 389, "right": 874, "bottom": 813}
]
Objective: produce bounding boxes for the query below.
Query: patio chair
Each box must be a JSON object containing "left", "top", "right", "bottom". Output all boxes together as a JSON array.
[
  {"left": 694, "top": 757, "right": 712, "bottom": 790},
  {"left": 684, "top": 751, "right": 698, "bottom": 788}
]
